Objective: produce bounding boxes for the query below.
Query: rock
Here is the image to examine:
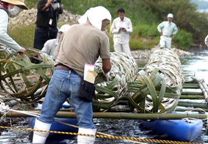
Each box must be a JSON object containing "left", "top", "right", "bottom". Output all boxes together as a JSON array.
[
  {"left": 131, "top": 45, "right": 192, "bottom": 60},
  {"left": 9, "top": 8, "right": 81, "bottom": 27}
]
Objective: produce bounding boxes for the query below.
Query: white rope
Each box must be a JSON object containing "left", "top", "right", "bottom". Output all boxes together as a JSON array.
[
  {"left": 0, "top": 102, "right": 10, "bottom": 113},
  {"left": 0, "top": 102, "right": 40, "bottom": 119},
  {"left": 0, "top": 102, "right": 11, "bottom": 121}
]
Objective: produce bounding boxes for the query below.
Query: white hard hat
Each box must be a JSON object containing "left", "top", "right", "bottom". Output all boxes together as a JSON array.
[
  {"left": 59, "top": 24, "right": 71, "bottom": 33},
  {"left": 167, "top": 13, "right": 173, "bottom": 18}
]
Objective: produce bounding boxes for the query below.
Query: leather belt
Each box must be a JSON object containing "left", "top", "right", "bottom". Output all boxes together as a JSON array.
[{"left": 55, "top": 64, "right": 71, "bottom": 71}]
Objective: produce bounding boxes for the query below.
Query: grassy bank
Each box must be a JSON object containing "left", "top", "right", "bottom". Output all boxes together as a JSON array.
[
  {"left": 9, "top": 0, "right": 204, "bottom": 50},
  {"left": 8, "top": 25, "right": 35, "bottom": 48},
  {"left": 8, "top": 22, "right": 192, "bottom": 51},
  {"left": 8, "top": 24, "right": 158, "bottom": 51}
]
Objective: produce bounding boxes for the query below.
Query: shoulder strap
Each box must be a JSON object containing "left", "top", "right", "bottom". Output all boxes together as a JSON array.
[{"left": 0, "top": 5, "right": 8, "bottom": 14}]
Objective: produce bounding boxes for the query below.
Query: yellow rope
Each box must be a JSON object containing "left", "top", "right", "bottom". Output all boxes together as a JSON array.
[{"left": 0, "top": 125, "right": 201, "bottom": 144}]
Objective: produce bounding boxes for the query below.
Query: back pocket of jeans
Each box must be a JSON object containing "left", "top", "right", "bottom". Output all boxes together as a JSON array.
[{"left": 48, "top": 75, "right": 64, "bottom": 95}]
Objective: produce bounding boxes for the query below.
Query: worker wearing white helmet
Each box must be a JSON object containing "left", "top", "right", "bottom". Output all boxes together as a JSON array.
[
  {"left": 157, "top": 13, "right": 178, "bottom": 49},
  {"left": 0, "top": 0, "right": 28, "bottom": 53},
  {"left": 167, "top": 13, "right": 173, "bottom": 18},
  {"left": 41, "top": 24, "right": 71, "bottom": 60}
]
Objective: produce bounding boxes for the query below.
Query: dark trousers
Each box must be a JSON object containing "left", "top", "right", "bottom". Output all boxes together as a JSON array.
[
  {"left": 33, "top": 26, "right": 58, "bottom": 50},
  {"left": 32, "top": 26, "right": 58, "bottom": 63}
]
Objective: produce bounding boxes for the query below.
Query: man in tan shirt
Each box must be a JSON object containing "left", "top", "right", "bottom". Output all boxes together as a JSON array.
[
  {"left": 56, "top": 24, "right": 110, "bottom": 76},
  {"left": 32, "top": 6, "right": 111, "bottom": 144}
]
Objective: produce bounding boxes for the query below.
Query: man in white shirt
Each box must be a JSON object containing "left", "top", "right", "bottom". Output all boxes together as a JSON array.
[
  {"left": 157, "top": 13, "right": 178, "bottom": 49},
  {"left": 41, "top": 24, "right": 70, "bottom": 60},
  {"left": 111, "top": 8, "right": 133, "bottom": 55},
  {"left": 0, "top": 0, "right": 28, "bottom": 53}
]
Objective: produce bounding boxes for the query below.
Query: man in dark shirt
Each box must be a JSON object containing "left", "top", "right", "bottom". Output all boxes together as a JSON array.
[{"left": 33, "top": 0, "right": 63, "bottom": 50}]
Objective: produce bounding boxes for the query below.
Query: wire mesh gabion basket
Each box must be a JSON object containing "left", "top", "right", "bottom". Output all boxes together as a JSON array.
[
  {"left": 0, "top": 46, "right": 54, "bottom": 102},
  {"left": 128, "top": 48, "right": 184, "bottom": 113},
  {"left": 93, "top": 52, "right": 138, "bottom": 111}
]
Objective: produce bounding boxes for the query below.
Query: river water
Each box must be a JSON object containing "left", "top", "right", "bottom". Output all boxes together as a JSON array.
[
  {"left": 181, "top": 48, "right": 208, "bottom": 83},
  {"left": 0, "top": 48, "right": 208, "bottom": 144}
]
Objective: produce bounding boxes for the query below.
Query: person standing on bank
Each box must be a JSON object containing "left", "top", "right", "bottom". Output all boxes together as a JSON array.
[
  {"left": 111, "top": 8, "right": 133, "bottom": 55},
  {"left": 0, "top": 0, "right": 28, "bottom": 53},
  {"left": 157, "top": 13, "right": 178, "bottom": 49},
  {"left": 33, "top": 0, "right": 63, "bottom": 50},
  {"left": 32, "top": 6, "right": 112, "bottom": 144}
]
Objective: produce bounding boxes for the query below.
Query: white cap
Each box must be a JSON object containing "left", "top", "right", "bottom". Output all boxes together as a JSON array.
[
  {"left": 78, "top": 6, "right": 111, "bottom": 30},
  {"left": 167, "top": 13, "right": 173, "bottom": 18},
  {"left": 59, "top": 24, "right": 71, "bottom": 33}
]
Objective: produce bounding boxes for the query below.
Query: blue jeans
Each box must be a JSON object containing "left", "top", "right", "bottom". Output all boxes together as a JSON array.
[{"left": 39, "top": 69, "right": 95, "bottom": 129}]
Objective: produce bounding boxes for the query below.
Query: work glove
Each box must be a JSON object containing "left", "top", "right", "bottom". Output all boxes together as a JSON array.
[{"left": 102, "top": 70, "right": 110, "bottom": 81}]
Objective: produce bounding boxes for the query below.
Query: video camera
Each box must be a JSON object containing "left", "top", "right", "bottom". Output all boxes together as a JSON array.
[{"left": 53, "top": 0, "right": 61, "bottom": 3}]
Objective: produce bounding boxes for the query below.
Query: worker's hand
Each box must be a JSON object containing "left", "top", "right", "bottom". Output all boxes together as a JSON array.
[
  {"left": 160, "top": 32, "right": 163, "bottom": 36},
  {"left": 47, "top": 0, "right": 53, "bottom": 4},
  {"left": 19, "top": 47, "right": 26, "bottom": 53},
  {"left": 119, "top": 28, "right": 126, "bottom": 32},
  {"left": 42, "top": 0, "right": 53, "bottom": 10},
  {"left": 46, "top": 0, "right": 53, "bottom": 7},
  {"left": 103, "top": 72, "right": 110, "bottom": 81},
  {"left": 122, "top": 28, "right": 127, "bottom": 32},
  {"left": 102, "top": 70, "right": 110, "bottom": 81},
  {"left": 170, "top": 34, "right": 173, "bottom": 38}
]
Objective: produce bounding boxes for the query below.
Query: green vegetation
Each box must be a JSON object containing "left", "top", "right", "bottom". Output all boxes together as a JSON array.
[
  {"left": 174, "top": 29, "right": 193, "bottom": 50},
  {"left": 10, "top": 0, "right": 208, "bottom": 50},
  {"left": 8, "top": 25, "right": 35, "bottom": 48}
]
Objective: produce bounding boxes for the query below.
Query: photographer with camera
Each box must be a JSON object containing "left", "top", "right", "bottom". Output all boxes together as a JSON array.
[{"left": 33, "top": 0, "right": 63, "bottom": 53}]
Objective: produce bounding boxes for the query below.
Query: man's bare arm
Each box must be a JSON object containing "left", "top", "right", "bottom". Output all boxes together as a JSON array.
[
  {"left": 42, "top": 0, "right": 53, "bottom": 11},
  {"left": 102, "top": 58, "right": 111, "bottom": 73}
]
